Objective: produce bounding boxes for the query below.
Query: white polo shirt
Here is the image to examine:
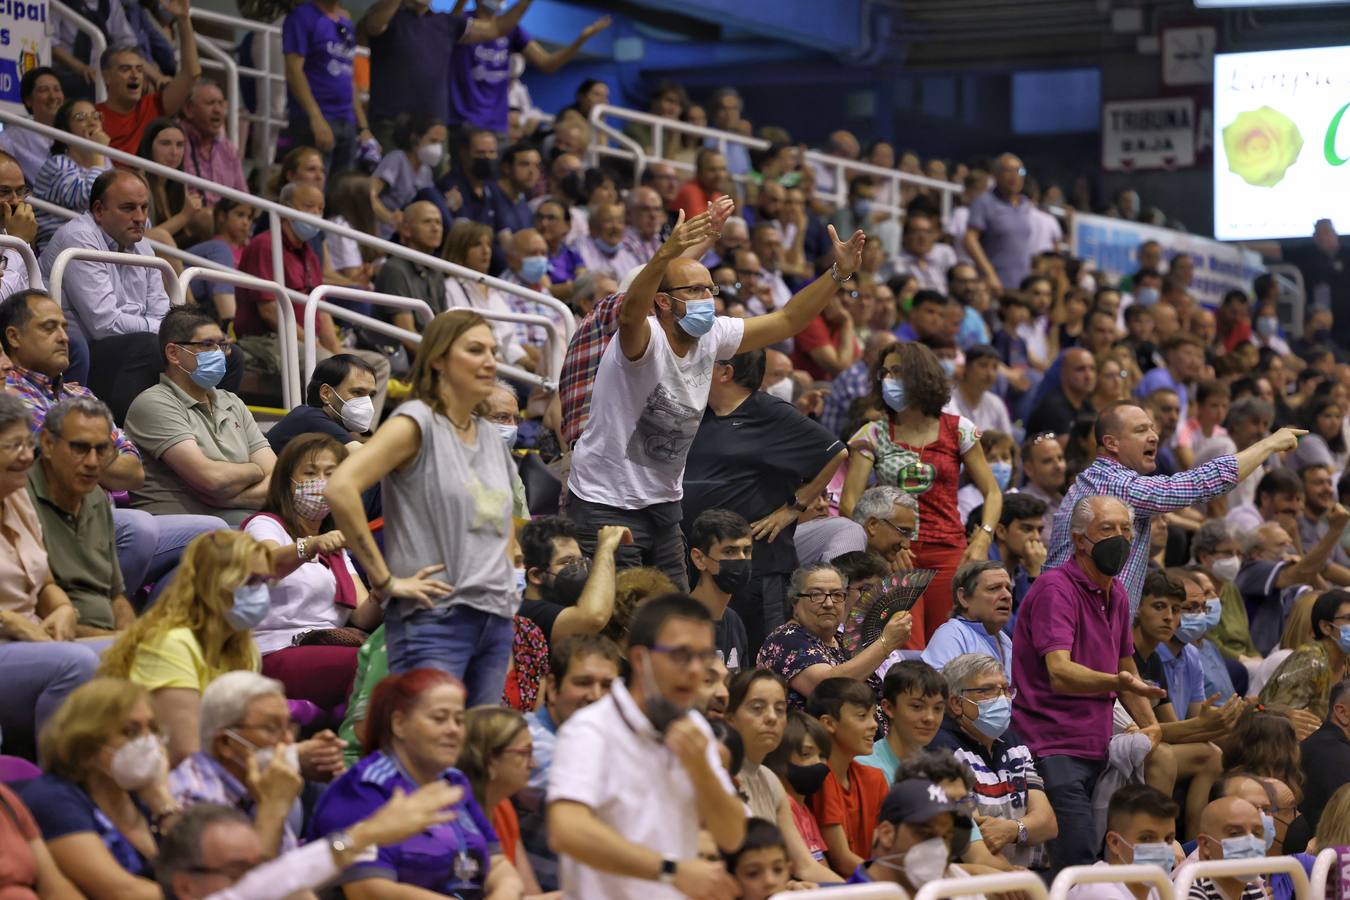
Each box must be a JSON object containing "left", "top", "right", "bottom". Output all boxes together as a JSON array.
[
  {"left": 548, "top": 679, "right": 736, "bottom": 899},
  {"left": 1064, "top": 861, "right": 1165, "bottom": 899}
]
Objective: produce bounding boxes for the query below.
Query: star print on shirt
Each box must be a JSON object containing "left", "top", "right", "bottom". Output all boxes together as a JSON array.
[{"left": 466, "top": 477, "right": 509, "bottom": 535}]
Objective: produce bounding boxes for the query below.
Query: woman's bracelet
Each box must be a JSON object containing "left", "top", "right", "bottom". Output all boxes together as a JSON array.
[{"left": 373, "top": 573, "right": 395, "bottom": 597}]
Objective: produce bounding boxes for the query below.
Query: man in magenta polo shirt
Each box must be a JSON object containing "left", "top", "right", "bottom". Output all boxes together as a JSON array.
[{"left": 1011, "top": 494, "right": 1165, "bottom": 875}]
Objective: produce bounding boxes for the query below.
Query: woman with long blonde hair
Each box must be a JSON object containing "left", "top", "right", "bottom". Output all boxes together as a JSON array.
[
  {"left": 326, "top": 310, "right": 517, "bottom": 707},
  {"left": 101, "top": 530, "right": 270, "bottom": 764}
]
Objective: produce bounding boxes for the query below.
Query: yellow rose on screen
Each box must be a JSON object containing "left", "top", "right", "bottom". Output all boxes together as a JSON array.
[{"left": 1222, "top": 106, "right": 1304, "bottom": 188}]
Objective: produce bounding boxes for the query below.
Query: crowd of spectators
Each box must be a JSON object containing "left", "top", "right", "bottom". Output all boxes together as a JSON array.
[{"left": 0, "top": 0, "right": 1349, "bottom": 897}]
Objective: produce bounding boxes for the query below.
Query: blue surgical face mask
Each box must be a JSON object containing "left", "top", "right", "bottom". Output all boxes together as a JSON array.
[
  {"left": 1123, "top": 839, "right": 1175, "bottom": 876},
  {"left": 1260, "top": 812, "right": 1277, "bottom": 853},
  {"left": 1174, "top": 598, "right": 1221, "bottom": 644},
  {"left": 1338, "top": 623, "right": 1350, "bottom": 654},
  {"left": 676, "top": 298, "right": 716, "bottom": 337},
  {"left": 881, "top": 377, "right": 908, "bottom": 412},
  {"left": 225, "top": 580, "right": 270, "bottom": 631},
  {"left": 968, "top": 694, "right": 1011, "bottom": 740},
  {"left": 182, "top": 347, "right": 226, "bottom": 389},
  {"left": 514, "top": 567, "right": 527, "bottom": 596},
  {"left": 990, "top": 461, "right": 1012, "bottom": 491},
  {"left": 594, "top": 236, "right": 621, "bottom": 256},
  {"left": 496, "top": 423, "right": 518, "bottom": 447},
  {"left": 1218, "top": 833, "right": 1267, "bottom": 861},
  {"left": 1135, "top": 286, "right": 1160, "bottom": 307},
  {"left": 290, "top": 219, "right": 322, "bottom": 242},
  {"left": 520, "top": 254, "right": 549, "bottom": 284}
]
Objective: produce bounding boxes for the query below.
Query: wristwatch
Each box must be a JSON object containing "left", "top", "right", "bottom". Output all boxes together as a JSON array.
[
  {"left": 658, "top": 856, "right": 678, "bottom": 885},
  {"left": 830, "top": 262, "right": 854, "bottom": 284},
  {"left": 788, "top": 495, "right": 808, "bottom": 512},
  {"left": 978, "top": 524, "right": 995, "bottom": 538},
  {"left": 1016, "top": 819, "right": 1028, "bottom": 844}
]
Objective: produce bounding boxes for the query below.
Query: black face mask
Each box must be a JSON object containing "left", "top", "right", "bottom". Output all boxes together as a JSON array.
[
  {"left": 471, "top": 157, "right": 498, "bottom": 181},
  {"left": 1089, "top": 535, "right": 1130, "bottom": 577},
  {"left": 711, "top": 558, "right": 752, "bottom": 595},
  {"left": 785, "top": 762, "right": 829, "bottom": 796},
  {"left": 543, "top": 560, "right": 590, "bottom": 606}
]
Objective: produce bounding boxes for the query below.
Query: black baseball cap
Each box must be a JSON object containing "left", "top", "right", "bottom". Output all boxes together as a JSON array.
[{"left": 878, "top": 778, "right": 973, "bottom": 827}]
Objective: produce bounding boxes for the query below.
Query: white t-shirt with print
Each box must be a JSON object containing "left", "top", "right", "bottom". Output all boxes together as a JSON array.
[{"left": 569, "top": 314, "right": 745, "bottom": 509}]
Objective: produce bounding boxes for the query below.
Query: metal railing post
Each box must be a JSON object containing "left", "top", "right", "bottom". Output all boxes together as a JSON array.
[
  {"left": 1172, "top": 856, "right": 1310, "bottom": 898},
  {"left": 1048, "top": 864, "right": 1176, "bottom": 900},
  {"left": 48, "top": 247, "right": 181, "bottom": 337},
  {"left": 0, "top": 235, "right": 44, "bottom": 291}
]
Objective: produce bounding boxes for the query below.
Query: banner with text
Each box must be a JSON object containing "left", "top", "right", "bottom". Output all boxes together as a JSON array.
[
  {"left": 1102, "top": 97, "right": 1198, "bottom": 171},
  {"left": 0, "top": 0, "right": 48, "bottom": 115},
  {"left": 1071, "top": 212, "right": 1265, "bottom": 306}
]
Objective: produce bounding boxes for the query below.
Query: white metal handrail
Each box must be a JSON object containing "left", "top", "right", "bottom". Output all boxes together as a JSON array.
[
  {"left": 1309, "top": 847, "right": 1339, "bottom": 897},
  {"left": 47, "top": 247, "right": 180, "bottom": 338},
  {"left": 0, "top": 235, "right": 44, "bottom": 290},
  {"left": 769, "top": 885, "right": 904, "bottom": 899},
  {"left": 49, "top": 0, "right": 108, "bottom": 103},
  {"left": 0, "top": 109, "right": 576, "bottom": 343},
  {"left": 913, "top": 870, "right": 1049, "bottom": 900},
  {"left": 1048, "top": 863, "right": 1176, "bottom": 900},
  {"left": 177, "top": 266, "right": 301, "bottom": 408},
  {"left": 301, "top": 284, "right": 431, "bottom": 383},
  {"left": 1172, "top": 855, "right": 1310, "bottom": 897},
  {"left": 443, "top": 305, "right": 562, "bottom": 390},
  {"left": 587, "top": 103, "right": 961, "bottom": 223}
]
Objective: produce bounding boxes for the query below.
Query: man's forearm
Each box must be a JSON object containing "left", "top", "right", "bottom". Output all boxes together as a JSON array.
[
  {"left": 1234, "top": 437, "right": 1278, "bottom": 482},
  {"left": 101, "top": 453, "right": 146, "bottom": 491},
  {"left": 186, "top": 460, "right": 264, "bottom": 501},
  {"left": 1120, "top": 689, "right": 1157, "bottom": 728},
  {"left": 795, "top": 449, "right": 847, "bottom": 508},
  {"left": 358, "top": 0, "right": 401, "bottom": 40},
  {"left": 619, "top": 248, "right": 673, "bottom": 326},
  {"left": 548, "top": 803, "right": 665, "bottom": 882},
  {"left": 284, "top": 59, "right": 324, "bottom": 122},
  {"left": 778, "top": 270, "right": 837, "bottom": 333},
  {"left": 687, "top": 764, "right": 745, "bottom": 851},
  {"left": 1046, "top": 658, "right": 1118, "bottom": 695}
]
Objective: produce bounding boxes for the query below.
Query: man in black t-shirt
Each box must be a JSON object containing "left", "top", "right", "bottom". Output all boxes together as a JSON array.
[
  {"left": 682, "top": 349, "right": 846, "bottom": 653},
  {"left": 689, "top": 509, "right": 752, "bottom": 672},
  {"left": 517, "top": 516, "right": 628, "bottom": 643}
]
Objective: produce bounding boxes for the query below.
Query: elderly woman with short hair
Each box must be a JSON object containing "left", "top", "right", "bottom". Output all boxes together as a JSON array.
[
  {"left": 168, "top": 671, "right": 305, "bottom": 858},
  {"left": 756, "top": 563, "right": 912, "bottom": 732}
]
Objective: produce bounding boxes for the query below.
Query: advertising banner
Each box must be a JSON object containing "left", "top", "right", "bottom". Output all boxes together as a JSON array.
[
  {"left": 1072, "top": 212, "right": 1265, "bottom": 306},
  {"left": 1214, "top": 44, "right": 1350, "bottom": 240}
]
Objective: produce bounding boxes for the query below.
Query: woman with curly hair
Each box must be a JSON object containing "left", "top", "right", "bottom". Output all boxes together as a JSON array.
[
  {"left": 840, "top": 341, "right": 1001, "bottom": 647},
  {"left": 100, "top": 530, "right": 270, "bottom": 765}
]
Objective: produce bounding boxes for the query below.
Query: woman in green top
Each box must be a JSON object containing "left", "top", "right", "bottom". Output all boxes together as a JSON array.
[{"left": 1260, "top": 590, "right": 1350, "bottom": 720}]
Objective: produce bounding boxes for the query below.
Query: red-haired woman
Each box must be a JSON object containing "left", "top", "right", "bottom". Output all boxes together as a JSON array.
[{"left": 307, "top": 669, "right": 523, "bottom": 899}]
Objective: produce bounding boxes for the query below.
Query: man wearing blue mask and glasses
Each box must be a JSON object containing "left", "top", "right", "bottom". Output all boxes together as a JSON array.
[
  {"left": 931, "top": 652, "right": 1054, "bottom": 872},
  {"left": 1188, "top": 796, "right": 1273, "bottom": 900},
  {"left": 125, "top": 308, "right": 277, "bottom": 527},
  {"left": 566, "top": 202, "right": 866, "bottom": 590}
]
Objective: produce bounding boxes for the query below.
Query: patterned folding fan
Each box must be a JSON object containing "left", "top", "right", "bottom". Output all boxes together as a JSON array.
[{"left": 842, "top": 568, "right": 936, "bottom": 654}]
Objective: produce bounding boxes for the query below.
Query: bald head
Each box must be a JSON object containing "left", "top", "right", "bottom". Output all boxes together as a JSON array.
[
  {"left": 508, "top": 228, "right": 547, "bottom": 267},
  {"left": 1198, "top": 796, "right": 1264, "bottom": 860},
  {"left": 399, "top": 201, "right": 443, "bottom": 253}
]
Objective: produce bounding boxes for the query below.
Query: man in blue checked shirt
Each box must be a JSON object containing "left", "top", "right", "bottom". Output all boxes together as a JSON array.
[{"left": 1045, "top": 401, "right": 1305, "bottom": 615}]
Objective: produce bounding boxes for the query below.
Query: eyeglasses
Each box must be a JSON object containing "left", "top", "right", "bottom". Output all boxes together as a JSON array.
[
  {"left": 485, "top": 412, "right": 519, "bottom": 426},
  {"left": 665, "top": 284, "right": 720, "bottom": 298},
  {"left": 71, "top": 110, "right": 102, "bottom": 124},
  {"left": 962, "top": 685, "right": 1017, "bottom": 702},
  {"left": 0, "top": 435, "right": 35, "bottom": 456},
  {"left": 796, "top": 589, "right": 848, "bottom": 606},
  {"left": 499, "top": 745, "right": 535, "bottom": 760},
  {"left": 649, "top": 644, "right": 721, "bottom": 668},
  {"left": 177, "top": 338, "right": 235, "bottom": 353},
  {"left": 0, "top": 185, "right": 30, "bottom": 201},
  {"left": 52, "top": 435, "right": 117, "bottom": 463},
  {"left": 231, "top": 720, "right": 296, "bottom": 743},
  {"left": 880, "top": 518, "right": 918, "bottom": 541}
]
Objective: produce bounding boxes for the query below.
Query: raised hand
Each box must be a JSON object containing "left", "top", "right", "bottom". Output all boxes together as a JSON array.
[
  {"left": 1118, "top": 670, "right": 1167, "bottom": 700},
  {"left": 827, "top": 224, "right": 865, "bottom": 279},
  {"left": 581, "top": 15, "right": 612, "bottom": 40},
  {"left": 1267, "top": 427, "right": 1307, "bottom": 453},
  {"left": 708, "top": 195, "right": 735, "bottom": 234},
  {"left": 657, "top": 208, "right": 717, "bottom": 259},
  {"left": 596, "top": 524, "right": 633, "bottom": 553}
]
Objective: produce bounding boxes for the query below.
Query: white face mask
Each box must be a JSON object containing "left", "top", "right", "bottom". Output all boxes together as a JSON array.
[
  {"left": 874, "top": 836, "right": 949, "bottom": 886},
  {"left": 109, "top": 734, "right": 166, "bottom": 792},
  {"left": 1209, "top": 555, "right": 1240, "bottom": 584},
  {"left": 227, "top": 730, "right": 300, "bottom": 773},
  {"left": 764, "top": 378, "right": 795, "bottom": 403},
  {"left": 329, "top": 390, "right": 375, "bottom": 433},
  {"left": 417, "top": 143, "right": 444, "bottom": 168}
]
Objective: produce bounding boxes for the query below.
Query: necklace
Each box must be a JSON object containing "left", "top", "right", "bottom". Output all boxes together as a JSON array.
[{"left": 447, "top": 414, "right": 472, "bottom": 430}]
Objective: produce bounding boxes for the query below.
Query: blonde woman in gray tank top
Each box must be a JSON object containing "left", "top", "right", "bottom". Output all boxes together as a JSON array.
[{"left": 325, "top": 310, "right": 519, "bottom": 706}]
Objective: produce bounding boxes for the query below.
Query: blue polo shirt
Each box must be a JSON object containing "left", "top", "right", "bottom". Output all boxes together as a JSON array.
[
  {"left": 921, "top": 616, "right": 1013, "bottom": 683},
  {"left": 1155, "top": 640, "right": 1205, "bottom": 717},
  {"left": 308, "top": 751, "right": 499, "bottom": 894},
  {"left": 967, "top": 190, "right": 1034, "bottom": 291}
]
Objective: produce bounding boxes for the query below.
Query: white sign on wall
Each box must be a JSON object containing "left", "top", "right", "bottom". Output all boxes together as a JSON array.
[
  {"left": 1102, "top": 97, "right": 1197, "bottom": 172},
  {"left": 0, "top": 0, "right": 48, "bottom": 115}
]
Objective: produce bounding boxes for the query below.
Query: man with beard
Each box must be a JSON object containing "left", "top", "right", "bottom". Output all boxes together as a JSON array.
[{"left": 517, "top": 517, "right": 630, "bottom": 643}]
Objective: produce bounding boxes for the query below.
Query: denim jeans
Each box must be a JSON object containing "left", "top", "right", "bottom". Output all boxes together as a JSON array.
[
  {"left": 385, "top": 603, "right": 514, "bottom": 708},
  {"left": 0, "top": 641, "right": 99, "bottom": 758},
  {"left": 115, "top": 509, "right": 228, "bottom": 601},
  {"left": 1038, "top": 754, "right": 1106, "bottom": 874}
]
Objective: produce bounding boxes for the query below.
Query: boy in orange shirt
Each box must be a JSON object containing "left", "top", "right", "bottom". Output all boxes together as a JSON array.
[{"left": 807, "top": 676, "right": 890, "bottom": 876}]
